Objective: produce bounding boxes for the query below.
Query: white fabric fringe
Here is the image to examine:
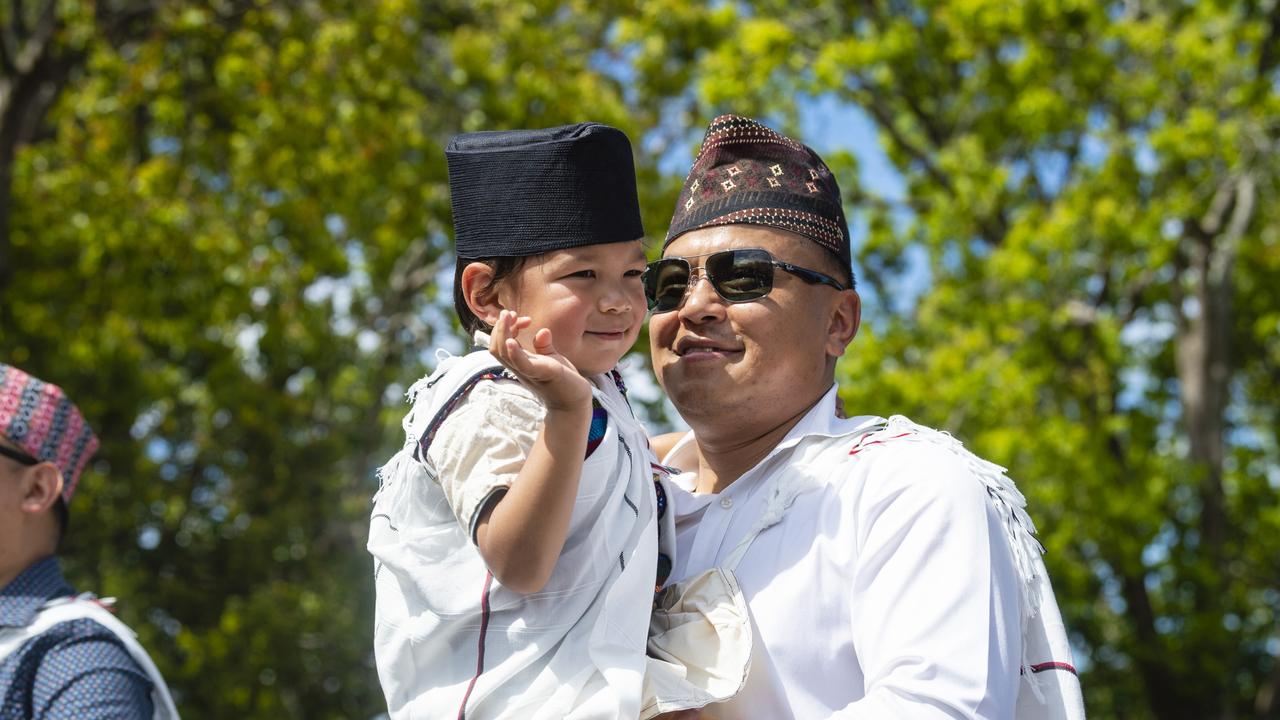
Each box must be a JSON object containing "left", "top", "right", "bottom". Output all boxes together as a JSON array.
[{"left": 857, "top": 415, "right": 1056, "bottom": 702}]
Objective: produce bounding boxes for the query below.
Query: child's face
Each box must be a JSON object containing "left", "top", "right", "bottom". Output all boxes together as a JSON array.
[{"left": 497, "top": 241, "right": 648, "bottom": 377}]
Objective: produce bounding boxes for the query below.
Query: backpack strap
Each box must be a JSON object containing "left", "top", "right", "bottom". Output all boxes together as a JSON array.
[
  {"left": 0, "top": 596, "right": 180, "bottom": 719},
  {"left": 0, "top": 594, "right": 116, "bottom": 665},
  {"left": 414, "top": 365, "right": 610, "bottom": 462},
  {"left": 413, "top": 366, "right": 510, "bottom": 461}
]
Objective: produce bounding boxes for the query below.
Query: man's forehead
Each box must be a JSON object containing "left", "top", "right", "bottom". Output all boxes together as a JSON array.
[{"left": 663, "top": 224, "right": 816, "bottom": 259}]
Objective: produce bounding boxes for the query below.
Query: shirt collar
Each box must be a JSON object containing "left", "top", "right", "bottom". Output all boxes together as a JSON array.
[
  {"left": 669, "top": 385, "right": 882, "bottom": 510},
  {"left": 765, "top": 385, "right": 883, "bottom": 457},
  {"left": 0, "top": 555, "right": 74, "bottom": 628}
]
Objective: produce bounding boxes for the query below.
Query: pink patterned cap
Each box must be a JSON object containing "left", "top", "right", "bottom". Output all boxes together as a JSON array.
[{"left": 0, "top": 363, "right": 100, "bottom": 503}]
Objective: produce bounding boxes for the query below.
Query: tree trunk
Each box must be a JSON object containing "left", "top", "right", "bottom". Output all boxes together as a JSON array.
[
  {"left": 0, "top": 0, "right": 76, "bottom": 290},
  {"left": 1174, "top": 173, "right": 1255, "bottom": 719},
  {"left": 1177, "top": 175, "right": 1252, "bottom": 567}
]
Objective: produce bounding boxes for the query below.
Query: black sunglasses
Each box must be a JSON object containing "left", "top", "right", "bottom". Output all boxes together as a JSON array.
[
  {"left": 0, "top": 444, "right": 40, "bottom": 466},
  {"left": 643, "top": 248, "right": 847, "bottom": 313}
]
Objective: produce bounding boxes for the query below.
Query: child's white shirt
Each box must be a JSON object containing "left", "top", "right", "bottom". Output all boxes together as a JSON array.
[{"left": 369, "top": 348, "right": 663, "bottom": 720}]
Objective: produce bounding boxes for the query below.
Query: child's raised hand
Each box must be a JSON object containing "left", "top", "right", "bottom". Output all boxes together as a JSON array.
[{"left": 489, "top": 310, "right": 592, "bottom": 411}]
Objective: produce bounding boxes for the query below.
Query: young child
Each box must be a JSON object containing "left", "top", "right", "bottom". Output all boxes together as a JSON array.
[{"left": 368, "top": 123, "right": 747, "bottom": 720}]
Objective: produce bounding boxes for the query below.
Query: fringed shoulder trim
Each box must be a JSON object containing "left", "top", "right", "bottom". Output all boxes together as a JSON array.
[{"left": 845, "top": 415, "right": 1048, "bottom": 684}]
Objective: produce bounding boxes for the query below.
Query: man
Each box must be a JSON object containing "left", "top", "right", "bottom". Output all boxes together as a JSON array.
[
  {"left": 0, "top": 363, "right": 178, "bottom": 719},
  {"left": 646, "top": 116, "right": 1085, "bottom": 719}
]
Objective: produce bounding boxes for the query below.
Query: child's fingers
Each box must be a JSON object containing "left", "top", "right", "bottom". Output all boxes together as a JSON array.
[
  {"left": 490, "top": 312, "right": 529, "bottom": 369},
  {"left": 504, "top": 338, "right": 560, "bottom": 381},
  {"left": 501, "top": 338, "right": 544, "bottom": 379},
  {"left": 502, "top": 337, "right": 531, "bottom": 371},
  {"left": 531, "top": 327, "right": 556, "bottom": 356},
  {"left": 498, "top": 310, "right": 517, "bottom": 343},
  {"left": 503, "top": 311, "right": 520, "bottom": 342},
  {"left": 492, "top": 312, "right": 533, "bottom": 350},
  {"left": 488, "top": 312, "right": 570, "bottom": 384},
  {"left": 488, "top": 311, "right": 512, "bottom": 360}
]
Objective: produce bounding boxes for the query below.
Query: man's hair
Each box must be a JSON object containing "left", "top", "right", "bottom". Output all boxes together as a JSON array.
[
  {"left": 767, "top": 225, "right": 855, "bottom": 289},
  {"left": 452, "top": 256, "right": 529, "bottom": 335},
  {"left": 815, "top": 244, "right": 855, "bottom": 290}
]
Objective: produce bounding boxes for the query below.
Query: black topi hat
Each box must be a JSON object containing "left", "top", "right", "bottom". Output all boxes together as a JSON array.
[{"left": 446, "top": 123, "right": 645, "bottom": 258}]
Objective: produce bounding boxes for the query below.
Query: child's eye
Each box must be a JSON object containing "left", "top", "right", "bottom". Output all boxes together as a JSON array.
[
  {"left": 567, "top": 269, "right": 596, "bottom": 279},
  {"left": 624, "top": 268, "right": 644, "bottom": 278}
]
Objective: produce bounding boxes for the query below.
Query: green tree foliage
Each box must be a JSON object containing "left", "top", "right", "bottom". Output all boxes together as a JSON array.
[
  {"left": 622, "top": 1, "right": 1280, "bottom": 718},
  {"left": 2, "top": 1, "right": 1277, "bottom": 718},
  {"left": 0, "top": 0, "right": 664, "bottom": 716}
]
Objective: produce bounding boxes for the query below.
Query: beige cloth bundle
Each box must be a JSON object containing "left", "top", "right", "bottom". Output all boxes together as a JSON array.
[{"left": 642, "top": 567, "right": 753, "bottom": 718}]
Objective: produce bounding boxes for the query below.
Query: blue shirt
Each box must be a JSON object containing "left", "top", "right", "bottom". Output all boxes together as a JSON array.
[{"left": 0, "top": 556, "right": 154, "bottom": 719}]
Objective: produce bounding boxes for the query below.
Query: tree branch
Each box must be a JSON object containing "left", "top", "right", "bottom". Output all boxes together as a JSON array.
[
  {"left": 1119, "top": 568, "right": 1193, "bottom": 719},
  {"left": 0, "top": 0, "right": 160, "bottom": 292},
  {"left": 898, "top": 71, "right": 949, "bottom": 148},
  {"left": 848, "top": 186, "right": 927, "bottom": 214},
  {"left": 0, "top": 22, "right": 15, "bottom": 77},
  {"left": 13, "top": 0, "right": 56, "bottom": 75},
  {"left": 852, "top": 77, "right": 955, "bottom": 195},
  {"left": 1256, "top": 625, "right": 1280, "bottom": 716},
  {"left": 0, "top": 1, "right": 70, "bottom": 292},
  {"left": 850, "top": 73, "right": 1009, "bottom": 244},
  {"left": 1256, "top": 0, "right": 1280, "bottom": 78},
  {"left": 1098, "top": 401, "right": 1196, "bottom": 719},
  {"left": 11, "top": 0, "right": 30, "bottom": 39}
]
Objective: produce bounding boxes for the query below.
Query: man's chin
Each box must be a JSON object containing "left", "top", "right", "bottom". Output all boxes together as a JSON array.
[{"left": 663, "top": 372, "right": 739, "bottom": 417}]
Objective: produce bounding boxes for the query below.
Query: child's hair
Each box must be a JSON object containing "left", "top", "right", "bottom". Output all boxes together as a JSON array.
[{"left": 453, "top": 256, "right": 530, "bottom": 335}]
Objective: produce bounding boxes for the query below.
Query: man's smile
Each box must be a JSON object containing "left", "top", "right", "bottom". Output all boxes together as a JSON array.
[{"left": 673, "top": 336, "right": 743, "bottom": 357}]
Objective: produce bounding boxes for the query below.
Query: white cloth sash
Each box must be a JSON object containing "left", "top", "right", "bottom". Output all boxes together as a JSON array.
[{"left": 0, "top": 596, "right": 180, "bottom": 719}]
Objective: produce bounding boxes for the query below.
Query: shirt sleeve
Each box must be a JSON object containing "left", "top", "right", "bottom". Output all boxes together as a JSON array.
[
  {"left": 427, "top": 380, "right": 544, "bottom": 540},
  {"left": 832, "top": 442, "right": 1022, "bottom": 719},
  {"left": 33, "top": 633, "right": 155, "bottom": 720}
]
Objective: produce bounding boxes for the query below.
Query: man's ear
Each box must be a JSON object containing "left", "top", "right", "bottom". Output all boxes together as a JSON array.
[
  {"left": 825, "top": 289, "right": 861, "bottom": 359},
  {"left": 459, "top": 262, "right": 506, "bottom": 329},
  {"left": 19, "top": 463, "right": 64, "bottom": 516}
]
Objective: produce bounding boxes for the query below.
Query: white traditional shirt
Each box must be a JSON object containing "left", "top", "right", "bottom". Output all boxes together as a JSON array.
[
  {"left": 369, "top": 348, "right": 664, "bottom": 720},
  {"left": 663, "top": 385, "right": 1084, "bottom": 720}
]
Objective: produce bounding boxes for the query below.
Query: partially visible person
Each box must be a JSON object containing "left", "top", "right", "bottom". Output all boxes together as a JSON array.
[
  {"left": 368, "top": 123, "right": 746, "bottom": 720},
  {"left": 0, "top": 362, "right": 179, "bottom": 719},
  {"left": 646, "top": 115, "right": 1085, "bottom": 719}
]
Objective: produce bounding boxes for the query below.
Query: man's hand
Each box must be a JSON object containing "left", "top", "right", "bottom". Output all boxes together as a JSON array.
[{"left": 489, "top": 309, "right": 592, "bottom": 411}]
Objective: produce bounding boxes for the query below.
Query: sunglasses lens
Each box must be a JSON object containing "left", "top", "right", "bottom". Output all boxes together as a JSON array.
[
  {"left": 644, "top": 259, "right": 692, "bottom": 312},
  {"left": 708, "top": 249, "right": 773, "bottom": 302},
  {"left": 645, "top": 249, "right": 778, "bottom": 312}
]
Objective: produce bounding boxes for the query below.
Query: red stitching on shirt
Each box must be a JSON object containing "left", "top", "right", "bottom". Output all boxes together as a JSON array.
[
  {"left": 1026, "top": 661, "right": 1078, "bottom": 676},
  {"left": 457, "top": 572, "right": 494, "bottom": 720},
  {"left": 848, "top": 432, "right": 913, "bottom": 456}
]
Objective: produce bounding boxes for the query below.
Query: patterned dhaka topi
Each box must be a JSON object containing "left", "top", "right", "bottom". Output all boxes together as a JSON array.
[
  {"left": 665, "top": 114, "right": 853, "bottom": 284},
  {"left": 445, "top": 122, "right": 645, "bottom": 258},
  {"left": 0, "top": 363, "right": 99, "bottom": 502}
]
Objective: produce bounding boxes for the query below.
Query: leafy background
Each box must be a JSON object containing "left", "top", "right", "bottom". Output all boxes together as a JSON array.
[{"left": 1, "top": 1, "right": 1277, "bottom": 718}]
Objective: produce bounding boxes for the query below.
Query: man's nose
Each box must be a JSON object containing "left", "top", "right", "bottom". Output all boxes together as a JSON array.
[{"left": 677, "top": 272, "right": 727, "bottom": 322}]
